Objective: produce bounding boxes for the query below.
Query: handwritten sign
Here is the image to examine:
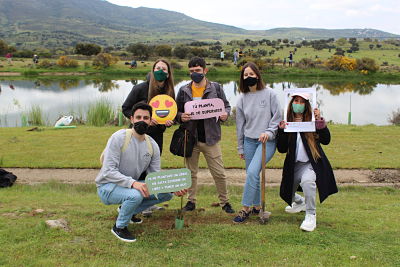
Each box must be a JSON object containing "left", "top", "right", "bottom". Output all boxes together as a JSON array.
[
  {"left": 184, "top": 98, "right": 225, "bottom": 121},
  {"left": 283, "top": 88, "right": 317, "bottom": 132},
  {"left": 145, "top": 168, "right": 192, "bottom": 195}
]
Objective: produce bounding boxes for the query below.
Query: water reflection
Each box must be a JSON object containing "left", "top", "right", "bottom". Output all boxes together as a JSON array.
[{"left": 0, "top": 78, "right": 399, "bottom": 127}]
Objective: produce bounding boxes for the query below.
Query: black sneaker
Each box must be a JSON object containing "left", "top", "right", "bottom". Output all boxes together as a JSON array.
[
  {"left": 117, "top": 206, "right": 143, "bottom": 224},
  {"left": 233, "top": 210, "right": 250, "bottom": 223},
  {"left": 222, "top": 202, "right": 235, "bottom": 214},
  {"left": 111, "top": 224, "right": 136, "bottom": 242},
  {"left": 182, "top": 201, "right": 196, "bottom": 211},
  {"left": 251, "top": 207, "right": 261, "bottom": 215}
]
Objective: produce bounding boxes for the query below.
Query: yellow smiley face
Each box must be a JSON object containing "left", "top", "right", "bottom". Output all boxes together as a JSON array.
[{"left": 149, "top": 95, "right": 177, "bottom": 124}]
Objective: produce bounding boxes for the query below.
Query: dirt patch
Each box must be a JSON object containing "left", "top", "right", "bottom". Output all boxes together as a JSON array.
[
  {"left": 5, "top": 168, "right": 400, "bottom": 187},
  {"left": 0, "top": 72, "right": 21, "bottom": 76},
  {"left": 39, "top": 72, "right": 88, "bottom": 76},
  {"left": 369, "top": 169, "right": 400, "bottom": 183}
]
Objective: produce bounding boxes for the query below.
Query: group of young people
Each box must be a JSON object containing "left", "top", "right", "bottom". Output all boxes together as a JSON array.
[{"left": 95, "top": 56, "right": 338, "bottom": 242}]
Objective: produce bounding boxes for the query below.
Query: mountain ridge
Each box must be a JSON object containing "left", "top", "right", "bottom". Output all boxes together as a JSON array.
[{"left": 0, "top": 0, "right": 398, "bottom": 49}]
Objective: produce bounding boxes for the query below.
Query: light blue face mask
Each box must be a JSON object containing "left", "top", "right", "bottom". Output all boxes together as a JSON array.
[{"left": 292, "top": 103, "right": 305, "bottom": 114}]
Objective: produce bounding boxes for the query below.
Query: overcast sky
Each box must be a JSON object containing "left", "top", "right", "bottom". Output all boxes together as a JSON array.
[{"left": 107, "top": 0, "right": 399, "bottom": 35}]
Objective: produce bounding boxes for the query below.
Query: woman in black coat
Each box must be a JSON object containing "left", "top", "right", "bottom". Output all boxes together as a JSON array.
[
  {"left": 122, "top": 59, "right": 175, "bottom": 155},
  {"left": 277, "top": 92, "right": 338, "bottom": 232}
]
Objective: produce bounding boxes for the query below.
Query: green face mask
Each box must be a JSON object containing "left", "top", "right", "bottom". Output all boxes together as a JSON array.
[
  {"left": 292, "top": 103, "right": 305, "bottom": 114},
  {"left": 154, "top": 69, "right": 168, "bottom": 82}
]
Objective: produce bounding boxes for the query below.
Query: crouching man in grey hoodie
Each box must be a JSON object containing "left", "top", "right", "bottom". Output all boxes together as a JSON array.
[{"left": 96, "top": 102, "right": 187, "bottom": 242}]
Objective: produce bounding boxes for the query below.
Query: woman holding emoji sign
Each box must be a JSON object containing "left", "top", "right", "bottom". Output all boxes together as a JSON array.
[{"left": 122, "top": 59, "right": 176, "bottom": 155}]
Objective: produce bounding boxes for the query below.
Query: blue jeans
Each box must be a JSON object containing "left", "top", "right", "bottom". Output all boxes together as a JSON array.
[
  {"left": 242, "top": 137, "right": 276, "bottom": 207},
  {"left": 97, "top": 183, "right": 173, "bottom": 228}
]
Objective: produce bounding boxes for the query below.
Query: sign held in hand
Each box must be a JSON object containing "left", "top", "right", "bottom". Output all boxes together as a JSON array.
[
  {"left": 145, "top": 168, "right": 192, "bottom": 195},
  {"left": 184, "top": 98, "right": 225, "bottom": 121}
]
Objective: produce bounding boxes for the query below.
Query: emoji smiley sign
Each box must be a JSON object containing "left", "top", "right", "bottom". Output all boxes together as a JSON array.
[{"left": 149, "top": 95, "right": 177, "bottom": 124}]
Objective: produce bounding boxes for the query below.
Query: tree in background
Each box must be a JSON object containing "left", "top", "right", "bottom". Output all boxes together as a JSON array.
[
  {"left": 173, "top": 45, "right": 190, "bottom": 59},
  {"left": 0, "top": 40, "right": 8, "bottom": 55},
  {"left": 75, "top": 43, "right": 102, "bottom": 56},
  {"left": 154, "top": 45, "right": 172, "bottom": 57},
  {"left": 127, "top": 43, "right": 151, "bottom": 60}
]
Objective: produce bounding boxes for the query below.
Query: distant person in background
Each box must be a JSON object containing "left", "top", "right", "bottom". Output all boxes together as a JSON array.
[
  {"left": 33, "top": 54, "right": 39, "bottom": 64},
  {"left": 5, "top": 53, "right": 12, "bottom": 65},
  {"left": 220, "top": 50, "right": 225, "bottom": 62},
  {"left": 283, "top": 57, "right": 287, "bottom": 66},
  {"left": 130, "top": 59, "right": 137, "bottom": 68},
  {"left": 233, "top": 50, "right": 239, "bottom": 65},
  {"left": 288, "top": 52, "right": 293, "bottom": 67},
  {"left": 122, "top": 59, "right": 175, "bottom": 216}
]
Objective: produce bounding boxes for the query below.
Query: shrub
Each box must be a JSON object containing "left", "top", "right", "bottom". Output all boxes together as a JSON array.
[
  {"left": 56, "top": 56, "right": 79, "bottom": 68},
  {"left": 356, "top": 57, "right": 379, "bottom": 72},
  {"left": 295, "top": 58, "right": 316, "bottom": 69},
  {"left": 92, "top": 53, "right": 119, "bottom": 68},
  {"left": 75, "top": 43, "right": 102, "bottom": 56},
  {"left": 154, "top": 45, "right": 172, "bottom": 57},
  {"left": 38, "top": 59, "right": 54, "bottom": 68},
  {"left": 324, "top": 56, "right": 356, "bottom": 71},
  {"left": 170, "top": 61, "right": 182, "bottom": 70},
  {"left": 237, "top": 57, "right": 267, "bottom": 70},
  {"left": 213, "top": 62, "right": 229, "bottom": 67},
  {"left": 173, "top": 45, "right": 190, "bottom": 59},
  {"left": 388, "top": 108, "right": 400, "bottom": 125}
]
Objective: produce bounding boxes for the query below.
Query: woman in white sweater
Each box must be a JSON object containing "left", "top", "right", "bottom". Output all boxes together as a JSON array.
[{"left": 234, "top": 62, "right": 282, "bottom": 223}]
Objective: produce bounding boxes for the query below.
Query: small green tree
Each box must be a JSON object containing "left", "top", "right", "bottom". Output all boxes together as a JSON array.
[
  {"left": 75, "top": 43, "right": 102, "bottom": 56},
  {"left": 154, "top": 45, "right": 172, "bottom": 57},
  {"left": 127, "top": 43, "right": 152, "bottom": 60},
  {"left": 173, "top": 45, "right": 190, "bottom": 59},
  {"left": 0, "top": 40, "right": 8, "bottom": 55}
]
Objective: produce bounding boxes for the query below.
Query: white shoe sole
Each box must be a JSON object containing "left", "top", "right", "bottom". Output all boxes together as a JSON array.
[
  {"left": 118, "top": 206, "right": 143, "bottom": 224},
  {"left": 285, "top": 205, "right": 306, "bottom": 214},
  {"left": 300, "top": 225, "right": 316, "bottom": 232},
  {"left": 129, "top": 219, "right": 142, "bottom": 225},
  {"left": 111, "top": 229, "right": 136, "bottom": 242}
]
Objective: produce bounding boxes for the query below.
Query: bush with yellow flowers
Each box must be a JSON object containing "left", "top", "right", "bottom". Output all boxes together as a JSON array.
[
  {"left": 56, "top": 56, "right": 79, "bottom": 68},
  {"left": 92, "top": 53, "right": 119, "bottom": 68},
  {"left": 324, "top": 56, "right": 357, "bottom": 71}
]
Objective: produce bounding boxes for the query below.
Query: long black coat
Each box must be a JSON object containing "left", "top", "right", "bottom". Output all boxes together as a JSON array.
[
  {"left": 276, "top": 126, "right": 338, "bottom": 206},
  {"left": 121, "top": 77, "right": 167, "bottom": 154}
]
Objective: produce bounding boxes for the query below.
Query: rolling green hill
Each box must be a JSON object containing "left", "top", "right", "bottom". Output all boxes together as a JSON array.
[{"left": 0, "top": 0, "right": 398, "bottom": 49}]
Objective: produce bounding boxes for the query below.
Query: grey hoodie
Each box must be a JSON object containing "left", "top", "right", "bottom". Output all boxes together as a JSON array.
[
  {"left": 95, "top": 129, "right": 160, "bottom": 188},
  {"left": 236, "top": 87, "right": 282, "bottom": 154}
]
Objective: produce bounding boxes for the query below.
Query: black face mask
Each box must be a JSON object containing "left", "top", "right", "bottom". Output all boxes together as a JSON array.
[
  {"left": 244, "top": 76, "right": 258, "bottom": 87},
  {"left": 133, "top": 121, "right": 149, "bottom": 135},
  {"left": 190, "top": 72, "right": 205, "bottom": 83}
]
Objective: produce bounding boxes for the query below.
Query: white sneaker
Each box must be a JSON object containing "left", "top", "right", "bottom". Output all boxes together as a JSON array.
[
  {"left": 300, "top": 214, "right": 316, "bottom": 232},
  {"left": 285, "top": 202, "right": 306, "bottom": 213}
]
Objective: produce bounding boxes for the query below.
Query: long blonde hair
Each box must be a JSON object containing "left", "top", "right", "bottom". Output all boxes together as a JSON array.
[
  {"left": 148, "top": 59, "right": 175, "bottom": 101},
  {"left": 287, "top": 97, "right": 321, "bottom": 162}
]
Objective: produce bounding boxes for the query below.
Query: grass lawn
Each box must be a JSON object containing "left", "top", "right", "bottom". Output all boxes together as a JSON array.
[
  {"left": 0, "top": 183, "right": 399, "bottom": 266},
  {"left": 0, "top": 125, "right": 399, "bottom": 169}
]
